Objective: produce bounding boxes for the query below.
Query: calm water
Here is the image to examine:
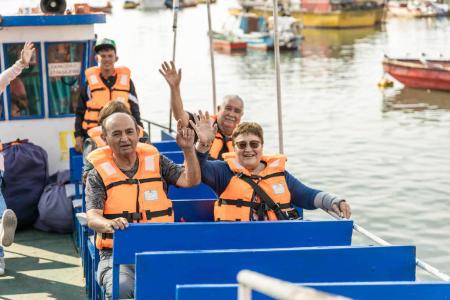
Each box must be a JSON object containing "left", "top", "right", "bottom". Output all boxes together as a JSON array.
[{"left": 3, "top": 0, "right": 450, "bottom": 279}]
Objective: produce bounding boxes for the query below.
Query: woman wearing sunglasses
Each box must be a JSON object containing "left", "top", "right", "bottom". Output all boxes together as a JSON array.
[{"left": 191, "top": 111, "right": 351, "bottom": 222}]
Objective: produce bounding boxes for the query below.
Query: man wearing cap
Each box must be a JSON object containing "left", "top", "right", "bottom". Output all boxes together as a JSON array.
[{"left": 74, "top": 38, "right": 143, "bottom": 152}]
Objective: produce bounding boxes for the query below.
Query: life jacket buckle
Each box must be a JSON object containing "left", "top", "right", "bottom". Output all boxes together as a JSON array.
[
  {"left": 125, "top": 178, "right": 138, "bottom": 185},
  {"left": 131, "top": 212, "right": 142, "bottom": 221},
  {"left": 122, "top": 211, "right": 132, "bottom": 222}
]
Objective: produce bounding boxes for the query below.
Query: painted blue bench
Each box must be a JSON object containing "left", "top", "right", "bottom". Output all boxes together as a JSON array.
[
  {"left": 135, "top": 245, "right": 416, "bottom": 299},
  {"left": 176, "top": 282, "right": 450, "bottom": 300},
  {"left": 172, "top": 198, "right": 215, "bottom": 222},
  {"left": 168, "top": 183, "right": 217, "bottom": 200},
  {"left": 153, "top": 140, "right": 180, "bottom": 152},
  {"left": 161, "top": 150, "right": 184, "bottom": 164},
  {"left": 111, "top": 220, "right": 353, "bottom": 299}
]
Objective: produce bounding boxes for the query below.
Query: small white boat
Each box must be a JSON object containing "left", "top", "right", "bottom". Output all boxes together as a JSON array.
[
  {"left": 388, "top": 0, "right": 449, "bottom": 18},
  {"left": 139, "top": 0, "right": 166, "bottom": 9},
  {"left": 219, "top": 13, "right": 302, "bottom": 51}
]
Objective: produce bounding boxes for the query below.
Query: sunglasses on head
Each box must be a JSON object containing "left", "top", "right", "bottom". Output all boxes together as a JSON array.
[{"left": 235, "top": 140, "right": 261, "bottom": 150}]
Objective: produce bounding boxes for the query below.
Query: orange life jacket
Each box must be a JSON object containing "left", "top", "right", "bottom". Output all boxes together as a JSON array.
[
  {"left": 82, "top": 67, "right": 131, "bottom": 130},
  {"left": 87, "top": 143, "right": 173, "bottom": 249},
  {"left": 209, "top": 115, "right": 234, "bottom": 160},
  {"left": 87, "top": 125, "right": 146, "bottom": 148},
  {"left": 215, "top": 152, "right": 292, "bottom": 221}
]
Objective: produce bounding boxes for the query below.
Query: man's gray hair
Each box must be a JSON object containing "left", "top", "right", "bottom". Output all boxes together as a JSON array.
[{"left": 222, "top": 95, "right": 244, "bottom": 106}]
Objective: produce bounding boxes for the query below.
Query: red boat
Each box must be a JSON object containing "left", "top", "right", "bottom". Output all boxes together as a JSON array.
[
  {"left": 212, "top": 32, "right": 247, "bottom": 54},
  {"left": 212, "top": 39, "right": 247, "bottom": 53},
  {"left": 382, "top": 56, "right": 450, "bottom": 91}
]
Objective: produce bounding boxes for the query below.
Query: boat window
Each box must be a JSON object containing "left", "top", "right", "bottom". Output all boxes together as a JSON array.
[
  {"left": 46, "top": 42, "right": 86, "bottom": 117},
  {"left": 4, "top": 43, "right": 44, "bottom": 119}
]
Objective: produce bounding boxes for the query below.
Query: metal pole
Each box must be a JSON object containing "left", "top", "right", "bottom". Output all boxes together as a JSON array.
[
  {"left": 206, "top": 0, "right": 217, "bottom": 114},
  {"left": 323, "top": 209, "right": 450, "bottom": 282},
  {"left": 169, "top": 0, "right": 180, "bottom": 132},
  {"left": 271, "top": 0, "right": 284, "bottom": 154}
]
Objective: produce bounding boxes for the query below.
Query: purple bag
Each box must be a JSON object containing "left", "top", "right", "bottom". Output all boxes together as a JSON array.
[
  {"left": 34, "top": 170, "right": 73, "bottom": 233},
  {"left": 1, "top": 140, "right": 48, "bottom": 229}
]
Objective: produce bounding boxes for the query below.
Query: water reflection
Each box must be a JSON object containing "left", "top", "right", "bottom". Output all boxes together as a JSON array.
[
  {"left": 382, "top": 88, "right": 450, "bottom": 112},
  {"left": 300, "top": 27, "right": 379, "bottom": 59}
]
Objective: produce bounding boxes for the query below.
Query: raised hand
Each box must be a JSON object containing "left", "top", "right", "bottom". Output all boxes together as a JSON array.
[
  {"left": 176, "top": 119, "right": 195, "bottom": 150},
  {"left": 159, "top": 61, "right": 181, "bottom": 88},
  {"left": 20, "top": 42, "right": 35, "bottom": 67},
  {"left": 190, "top": 110, "right": 217, "bottom": 146}
]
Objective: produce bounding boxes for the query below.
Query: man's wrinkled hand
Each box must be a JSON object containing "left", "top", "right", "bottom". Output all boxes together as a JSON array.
[
  {"left": 104, "top": 217, "right": 129, "bottom": 233},
  {"left": 176, "top": 119, "right": 195, "bottom": 150},
  {"left": 190, "top": 110, "right": 216, "bottom": 146}
]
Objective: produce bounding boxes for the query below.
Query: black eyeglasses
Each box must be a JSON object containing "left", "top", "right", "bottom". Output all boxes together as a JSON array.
[{"left": 235, "top": 141, "right": 261, "bottom": 150}]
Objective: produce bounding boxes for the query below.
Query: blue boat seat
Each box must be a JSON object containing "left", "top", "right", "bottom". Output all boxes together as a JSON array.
[
  {"left": 172, "top": 198, "right": 216, "bottom": 222},
  {"left": 161, "top": 151, "right": 184, "bottom": 164},
  {"left": 176, "top": 281, "right": 450, "bottom": 300},
  {"left": 135, "top": 245, "right": 416, "bottom": 299},
  {"left": 111, "top": 220, "right": 353, "bottom": 299},
  {"left": 152, "top": 140, "right": 180, "bottom": 152},
  {"left": 168, "top": 183, "right": 217, "bottom": 200}
]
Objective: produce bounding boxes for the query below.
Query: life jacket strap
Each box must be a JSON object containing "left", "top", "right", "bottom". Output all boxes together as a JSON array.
[
  {"left": 216, "top": 218, "right": 242, "bottom": 222},
  {"left": 86, "top": 107, "right": 103, "bottom": 112},
  {"left": 246, "top": 172, "right": 285, "bottom": 180},
  {"left": 103, "top": 211, "right": 143, "bottom": 222},
  {"left": 101, "top": 232, "right": 113, "bottom": 240},
  {"left": 83, "top": 119, "right": 99, "bottom": 124},
  {"left": 218, "top": 198, "right": 260, "bottom": 208},
  {"left": 105, "top": 177, "right": 162, "bottom": 190},
  {"left": 218, "top": 198, "right": 290, "bottom": 209},
  {"left": 90, "top": 87, "right": 106, "bottom": 93},
  {"left": 145, "top": 207, "right": 173, "bottom": 220},
  {"left": 112, "top": 88, "right": 130, "bottom": 93}
]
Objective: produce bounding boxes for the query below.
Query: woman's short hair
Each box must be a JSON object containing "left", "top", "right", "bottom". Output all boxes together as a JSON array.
[
  {"left": 231, "top": 122, "right": 264, "bottom": 145},
  {"left": 98, "top": 100, "right": 131, "bottom": 125}
]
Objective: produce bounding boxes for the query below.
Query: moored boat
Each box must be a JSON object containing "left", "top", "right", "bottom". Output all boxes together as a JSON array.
[
  {"left": 88, "top": 0, "right": 113, "bottom": 14},
  {"left": 139, "top": 0, "right": 166, "bottom": 9},
  {"left": 383, "top": 56, "right": 450, "bottom": 91},
  {"left": 212, "top": 32, "right": 248, "bottom": 53},
  {"left": 387, "top": 0, "right": 449, "bottom": 18},
  {"left": 233, "top": 0, "right": 385, "bottom": 29},
  {"left": 123, "top": 0, "right": 140, "bottom": 9},
  {"left": 216, "top": 13, "right": 302, "bottom": 51},
  {"left": 2, "top": 2, "right": 450, "bottom": 300}
]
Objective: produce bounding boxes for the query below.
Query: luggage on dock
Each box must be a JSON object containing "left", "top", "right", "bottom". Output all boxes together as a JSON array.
[
  {"left": 34, "top": 170, "right": 73, "bottom": 234},
  {"left": 0, "top": 140, "right": 48, "bottom": 229}
]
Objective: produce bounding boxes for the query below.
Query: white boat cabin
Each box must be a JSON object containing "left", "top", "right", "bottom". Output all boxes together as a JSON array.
[{"left": 0, "top": 13, "right": 106, "bottom": 173}]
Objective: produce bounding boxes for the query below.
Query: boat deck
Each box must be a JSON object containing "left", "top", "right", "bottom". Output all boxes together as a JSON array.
[{"left": 0, "top": 229, "right": 84, "bottom": 299}]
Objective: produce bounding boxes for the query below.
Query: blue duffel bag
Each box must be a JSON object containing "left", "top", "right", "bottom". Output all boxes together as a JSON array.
[
  {"left": 34, "top": 170, "right": 73, "bottom": 234},
  {"left": 1, "top": 139, "right": 48, "bottom": 229}
]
